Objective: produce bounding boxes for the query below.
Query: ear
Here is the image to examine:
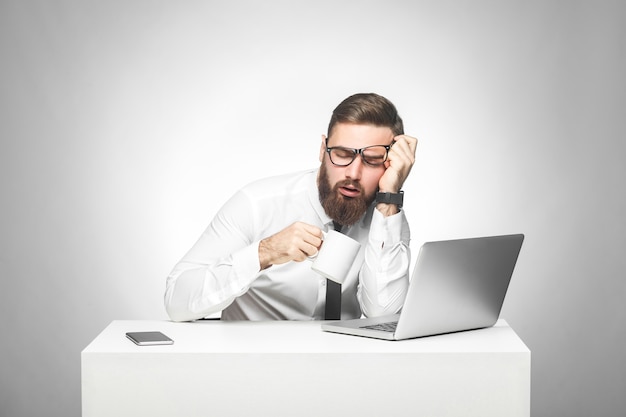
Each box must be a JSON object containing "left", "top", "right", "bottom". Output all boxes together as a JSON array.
[{"left": 319, "top": 134, "right": 327, "bottom": 163}]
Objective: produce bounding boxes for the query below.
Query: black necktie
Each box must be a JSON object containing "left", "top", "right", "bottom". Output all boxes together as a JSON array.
[{"left": 324, "top": 221, "right": 343, "bottom": 320}]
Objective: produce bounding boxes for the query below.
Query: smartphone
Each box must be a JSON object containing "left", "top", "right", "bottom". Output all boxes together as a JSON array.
[{"left": 125, "top": 331, "right": 174, "bottom": 346}]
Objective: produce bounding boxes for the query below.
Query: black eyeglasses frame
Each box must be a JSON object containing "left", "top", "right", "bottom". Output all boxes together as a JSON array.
[{"left": 325, "top": 138, "right": 394, "bottom": 167}]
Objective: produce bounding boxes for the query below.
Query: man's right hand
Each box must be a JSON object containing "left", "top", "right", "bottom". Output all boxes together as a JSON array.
[{"left": 258, "top": 222, "right": 323, "bottom": 270}]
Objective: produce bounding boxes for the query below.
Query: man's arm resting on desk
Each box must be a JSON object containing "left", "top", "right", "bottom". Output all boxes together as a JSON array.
[
  {"left": 165, "top": 188, "right": 267, "bottom": 322},
  {"left": 164, "top": 241, "right": 262, "bottom": 322}
]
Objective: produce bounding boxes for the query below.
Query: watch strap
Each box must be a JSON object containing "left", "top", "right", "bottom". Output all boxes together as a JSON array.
[{"left": 375, "top": 191, "right": 404, "bottom": 208}]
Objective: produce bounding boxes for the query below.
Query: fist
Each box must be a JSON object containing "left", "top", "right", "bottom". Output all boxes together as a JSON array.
[
  {"left": 379, "top": 135, "right": 418, "bottom": 193},
  {"left": 258, "top": 222, "right": 323, "bottom": 270}
]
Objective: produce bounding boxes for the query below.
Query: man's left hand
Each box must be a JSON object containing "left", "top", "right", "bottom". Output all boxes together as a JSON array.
[{"left": 379, "top": 135, "right": 418, "bottom": 193}]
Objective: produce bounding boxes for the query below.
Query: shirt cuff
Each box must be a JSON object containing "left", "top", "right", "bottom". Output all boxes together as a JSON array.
[
  {"left": 231, "top": 241, "right": 263, "bottom": 281},
  {"left": 369, "top": 208, "right": 405, "bottom": 247}
]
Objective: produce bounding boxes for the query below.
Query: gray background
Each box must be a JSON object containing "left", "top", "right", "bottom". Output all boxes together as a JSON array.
[{"left": 1, "top": 1, "right": 624, "bottom": 416}]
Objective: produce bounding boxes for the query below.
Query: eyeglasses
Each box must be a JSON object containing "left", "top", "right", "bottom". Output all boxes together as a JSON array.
[{"left": 325, "top": 138, "right": 393, "bottom": 167}]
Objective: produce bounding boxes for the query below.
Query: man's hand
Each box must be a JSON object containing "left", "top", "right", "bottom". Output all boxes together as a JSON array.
[
  {"left": 379, "top": 135, "right": 418, "bottom": 193},
  {"left": 258, "top": 222, "right": 323, "bottom": 270},
  {"left": 376, "top": 135, "right": 418, "bottom": 217}
]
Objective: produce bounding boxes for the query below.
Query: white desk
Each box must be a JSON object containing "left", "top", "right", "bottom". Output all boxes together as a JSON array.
[{"left": 82, "top": 319, "right": 530, "bottom": 417}]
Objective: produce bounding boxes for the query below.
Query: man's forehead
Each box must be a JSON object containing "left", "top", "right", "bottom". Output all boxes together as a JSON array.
[{"left": 328, "top": 123, "right": 394, "bottom": 146}]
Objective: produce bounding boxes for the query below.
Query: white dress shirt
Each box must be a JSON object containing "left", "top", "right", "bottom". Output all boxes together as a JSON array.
[{"left": 165, "top": 169, "right": 411, "bottom": 321}]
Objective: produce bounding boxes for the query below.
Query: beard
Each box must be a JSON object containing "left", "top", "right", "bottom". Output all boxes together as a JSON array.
[{"left": 317, "top": 163, "right": 376, "bottom": 226}]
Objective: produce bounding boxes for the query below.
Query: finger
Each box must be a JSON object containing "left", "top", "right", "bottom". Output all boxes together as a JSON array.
[
  {"left": 388, "top": 142, "right": 413, "bottom": 168},
  {"left": 289, "top": 223, "right": 323, "bottom": 258},
  {"left": 293, "top": 241, "right": 321, "bottom": 262},
  {"left": 304, "top": 241, "right": 321, "bottom": 257},
  {"left": 303, "top": 233, "right": 323, "bottom": 252},
  {"left": 394, "top": 135, "right": 417, "bottom": 155},
  {"left": 390, "top": 137, "right": 416, "bottom": 165},
  {"left": 393, "top": 135, "right": 418, "bottom": 151},
  {"left": 295, "top": 222, "right": 323, "bottom": 238},
  {"left": 404, "top": 135, "right": 418, "bottom": 154}
]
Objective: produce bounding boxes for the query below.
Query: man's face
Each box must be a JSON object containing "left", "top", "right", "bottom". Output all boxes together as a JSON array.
[{"left": 318, "top": 123, "right": 395, "bottom": 226}]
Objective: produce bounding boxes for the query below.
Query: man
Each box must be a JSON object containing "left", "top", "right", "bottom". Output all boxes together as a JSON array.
[{"left": 165, "top": 93, "right": 418, "bottom": 322}]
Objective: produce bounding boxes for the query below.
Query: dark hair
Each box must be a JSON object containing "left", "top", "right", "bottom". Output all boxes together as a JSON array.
[{"left": 327, "top": 93, "right": 404, "bottom": 137}]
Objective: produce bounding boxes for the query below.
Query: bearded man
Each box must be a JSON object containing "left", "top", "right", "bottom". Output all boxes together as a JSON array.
[{"left": 165, "top": 93, "right": 418, "bottom": 322}]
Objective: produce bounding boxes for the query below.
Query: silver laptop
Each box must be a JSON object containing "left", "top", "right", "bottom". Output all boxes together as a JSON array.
[{"left": 321, "top": 234, "right": 524, "bottom": 340}]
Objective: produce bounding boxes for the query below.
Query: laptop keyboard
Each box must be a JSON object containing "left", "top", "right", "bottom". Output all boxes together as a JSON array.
[{"left": 361, "top": 321, "right": 398, "bottom": 332}]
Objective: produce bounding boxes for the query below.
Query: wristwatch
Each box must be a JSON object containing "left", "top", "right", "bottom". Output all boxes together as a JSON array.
[{"left": 375, "top": 191, "right": 404, "bottom": 208}]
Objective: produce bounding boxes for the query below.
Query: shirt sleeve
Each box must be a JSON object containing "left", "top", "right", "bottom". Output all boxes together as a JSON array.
[
  {"left": 357, "top": 208, "right": 411, "bottom": 318},
  {"left": 164, "top": 190, "right": 261, "bottom": 322}
]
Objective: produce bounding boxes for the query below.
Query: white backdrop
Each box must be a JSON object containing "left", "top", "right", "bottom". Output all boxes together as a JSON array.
[{"left": 1, "top": 1, "right": 624, "bottom": 416}]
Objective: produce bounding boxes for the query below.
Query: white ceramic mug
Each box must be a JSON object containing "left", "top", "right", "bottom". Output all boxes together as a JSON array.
[{"left": 309, "top": 230, "right": 361, "bottom": 284}]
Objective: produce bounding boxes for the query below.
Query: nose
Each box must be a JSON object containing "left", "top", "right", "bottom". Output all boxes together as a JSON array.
[{"left": 344, "top": 155, "right": 364, "bottom": 180}]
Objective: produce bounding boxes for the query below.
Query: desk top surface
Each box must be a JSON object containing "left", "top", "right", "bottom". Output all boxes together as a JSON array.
[{"left": 83, "top": 319, "right": 529, "bottom": 355}]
